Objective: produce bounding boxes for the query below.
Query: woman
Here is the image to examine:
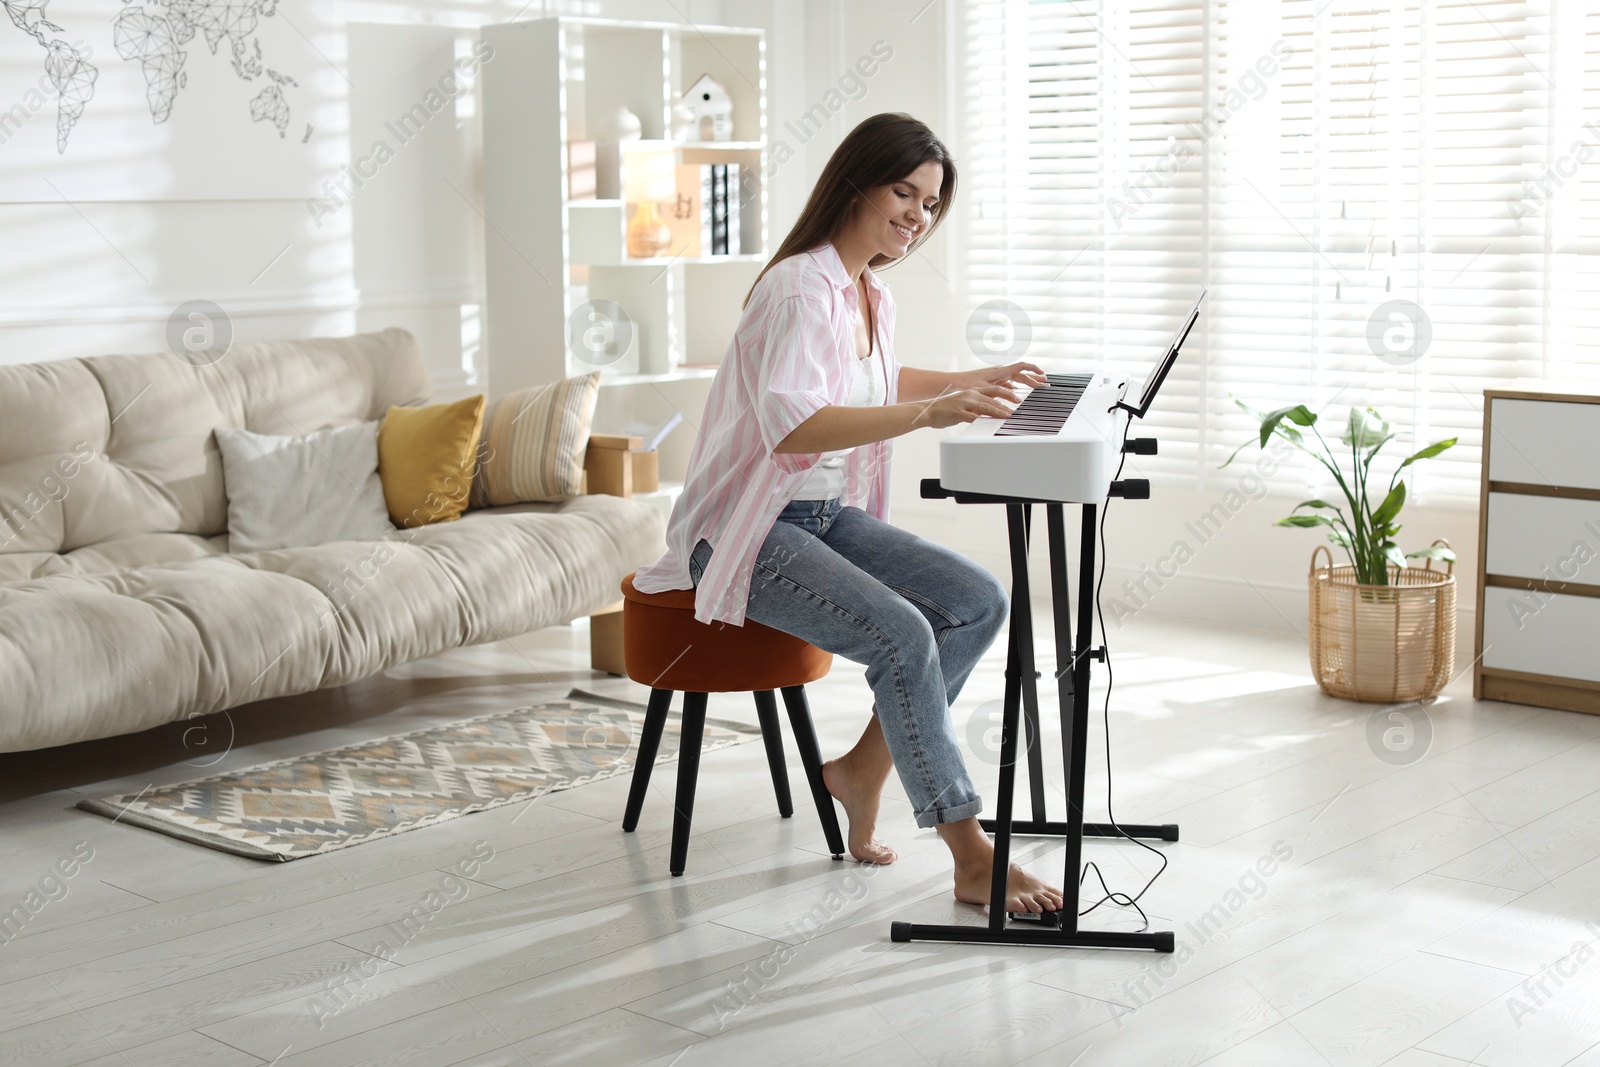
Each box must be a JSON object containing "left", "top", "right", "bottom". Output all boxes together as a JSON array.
[{"left": 631, "top": 113, "right": 1063, "bottom": 914}]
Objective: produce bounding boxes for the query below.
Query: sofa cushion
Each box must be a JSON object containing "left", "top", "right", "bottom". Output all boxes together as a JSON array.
[
  {"left": 215, "top": 422, "right": 396, "bottom": 552},
  {"left": 472, "top": 372, "right": 601, "bottom": 506},
  {"left": 0, "top": 494, "right": 666, "bottom": 753},
  {"left": 377, "top": 395, "right": 486, "bottom": 528},
  {"left": 0, "top": 328, "right": 430, "bottom": 564},
  {"left": 0, "top": 532, "right": 228, "bottom": 584}
]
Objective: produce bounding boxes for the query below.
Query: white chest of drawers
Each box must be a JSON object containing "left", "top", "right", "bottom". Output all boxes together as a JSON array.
[{"left": 1474, "top": 389, "right": 1600, "bottom": 714}]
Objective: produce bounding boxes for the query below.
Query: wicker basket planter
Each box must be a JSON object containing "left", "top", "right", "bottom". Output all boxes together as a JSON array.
[{"left": 1308, "top": 543, "right": 1456, "bottom": 703}]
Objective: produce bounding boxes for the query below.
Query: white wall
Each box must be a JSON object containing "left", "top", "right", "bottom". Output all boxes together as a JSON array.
[{"left": 0, "top": 0, "right": 730, "bottom": 391}]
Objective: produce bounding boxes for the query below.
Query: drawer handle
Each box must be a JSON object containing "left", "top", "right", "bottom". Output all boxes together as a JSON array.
[{"left": 1421, "top": 537, "right": 1455, "bottom": 576}]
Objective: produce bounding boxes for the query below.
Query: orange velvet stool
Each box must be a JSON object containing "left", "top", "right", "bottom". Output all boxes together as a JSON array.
[{"left": 619, "top": 572, "right": 846, "bottom": 875}]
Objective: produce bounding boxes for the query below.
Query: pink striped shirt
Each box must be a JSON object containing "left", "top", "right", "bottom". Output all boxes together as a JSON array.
[{"left": 631, "top": 242, "right": 901, "bottom": 626}]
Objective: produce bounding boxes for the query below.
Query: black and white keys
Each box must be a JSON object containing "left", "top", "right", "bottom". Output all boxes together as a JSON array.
[{"left": 994, "top": 373, "right": 1095, "bottom": 437}]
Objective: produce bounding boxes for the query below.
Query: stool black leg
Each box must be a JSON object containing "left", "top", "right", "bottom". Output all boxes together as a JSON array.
[
  {"left": 778, "top": 685, "right": 846, "bottom": 861},
  {"left": 622, "top": 688, "right": 673, "bottom": 833},
  {"left": 670, "top": 691, "right": 708, "bottom": 876},
  {"left": 752, "top": 690, "right": 794, "bottom": 818}
]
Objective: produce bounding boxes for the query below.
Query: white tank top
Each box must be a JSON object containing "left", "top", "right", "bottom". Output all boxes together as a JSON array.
[{"left": 791, "top": 347, "right": 884, "bottom": 500}]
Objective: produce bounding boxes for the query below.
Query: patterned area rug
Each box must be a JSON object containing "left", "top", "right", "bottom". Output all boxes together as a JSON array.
[{"left": 77, "top": 689, "right": 760, "bottom": 861}]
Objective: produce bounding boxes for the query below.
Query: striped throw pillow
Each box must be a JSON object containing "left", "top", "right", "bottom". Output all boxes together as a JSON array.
[{"left": 471, "top": 372, "right": 601, "bottom": 505}]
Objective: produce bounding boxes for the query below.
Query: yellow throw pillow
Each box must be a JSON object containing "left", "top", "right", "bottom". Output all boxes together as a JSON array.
[
  {"left": 377, "top": 395, "right": 486, "bottom": 527},
  {"left": 472, "top": 372, "right": 601, "bottom": 506}
]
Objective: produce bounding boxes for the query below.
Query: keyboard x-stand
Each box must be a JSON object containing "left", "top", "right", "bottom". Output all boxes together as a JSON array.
[{"left": 891, "top": 466, "right": 1179, "bottom": 953}]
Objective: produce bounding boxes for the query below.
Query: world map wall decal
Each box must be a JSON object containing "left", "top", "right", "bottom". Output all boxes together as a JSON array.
[
  {"left": 2, "top": 0, "right": 311, "bottom": 155},
  {"left": 2, "top": 0, "right": 98, "bottom": 152}
]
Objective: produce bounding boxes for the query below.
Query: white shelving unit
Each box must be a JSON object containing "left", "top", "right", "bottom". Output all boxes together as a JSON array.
[{"left": 479, "top": 16, "right": 768, "bottom": 398}]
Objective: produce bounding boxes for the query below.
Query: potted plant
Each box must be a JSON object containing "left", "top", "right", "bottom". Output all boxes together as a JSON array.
[{"left": 1226, "top": 401, "right": 1459, "bottom": 702}]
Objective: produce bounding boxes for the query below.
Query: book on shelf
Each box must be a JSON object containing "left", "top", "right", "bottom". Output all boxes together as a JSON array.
[
  {"left": 663, "top": 164, "right": 703, "bottom": 257},
  {"left": 659, "top": 164, "right": 745, "bottom": 260},
  {"left": 708, "top": 165, "right": 726, "bottom": 255},
  {"left": 699, "top": 166, "right": 714, "bottom": 254}
]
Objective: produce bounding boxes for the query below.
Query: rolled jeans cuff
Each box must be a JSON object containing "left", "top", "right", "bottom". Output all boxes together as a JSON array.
[{"left": 914, "top": 796, "right": 984, "bottom": 829}]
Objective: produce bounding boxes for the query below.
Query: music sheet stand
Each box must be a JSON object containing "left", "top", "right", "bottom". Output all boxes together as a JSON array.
[{"left": 890, "top": 477, "right": 1178, "bottom": 953}]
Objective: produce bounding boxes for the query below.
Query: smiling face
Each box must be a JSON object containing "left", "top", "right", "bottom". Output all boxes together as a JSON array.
[{"left": 848, "top": 159, "right": 944, "bottom": 261}]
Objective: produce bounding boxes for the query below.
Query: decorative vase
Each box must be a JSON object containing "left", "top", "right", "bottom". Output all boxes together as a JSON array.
[
  {"left": 596, "top": 105, "right": 642, "bottom": 142},
  {"left": 626, "top": 201, "right": 671, "bottom": 258},
  {"left": 1307, "top": 541, "right": 1456, "bottom": 703}
]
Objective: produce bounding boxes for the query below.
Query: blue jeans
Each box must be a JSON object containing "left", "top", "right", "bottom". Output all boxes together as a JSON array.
[{"left": 689, "top": 497, "right": 1008, "bottom": 827}]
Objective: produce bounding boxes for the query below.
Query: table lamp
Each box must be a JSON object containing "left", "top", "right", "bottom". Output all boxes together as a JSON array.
[{"left": 623, "top": 148, "right": 676, "bottom": 259}]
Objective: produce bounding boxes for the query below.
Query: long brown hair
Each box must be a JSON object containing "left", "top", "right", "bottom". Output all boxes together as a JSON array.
[{"left": 744, "top": 112, "right": 957, "bottom": 307}]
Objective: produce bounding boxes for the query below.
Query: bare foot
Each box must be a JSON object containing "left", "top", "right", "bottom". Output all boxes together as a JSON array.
[
  {"left": 821, "top": 757, "right": 899, "bottom": 865},
  {"left": 954, "top": 852, "right": 1066, "bottom": 914}
]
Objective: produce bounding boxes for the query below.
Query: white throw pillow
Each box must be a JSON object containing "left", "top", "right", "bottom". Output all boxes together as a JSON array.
[{"left": 214, "top": 422, "right": 396, "bottom": 553}]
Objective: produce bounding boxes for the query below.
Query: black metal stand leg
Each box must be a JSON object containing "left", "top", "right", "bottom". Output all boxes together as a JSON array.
[
  {"left": 1020, "top": 684, "right": 1049, "bottom": 824},
  {"left": 778, "top": 685, "right": 846, "bottom": 860},
  {"left": 622, "top": 688, "right": 673, "bottom": 832},
  {"left": 1019, "top": 504, "right": 1049, "bottom": 825},
  {"left": 1019, "top": 510, "right": 1185, "bottom": 844},
  {"left": 669, "top": 692, "right": 707, "bottom": 876},
  {"left": 753, "top": 689, "right": 794, "bottom": 818},
  {"left": 1046, "top": 503, "right": 1075, "bottom": 707},
  {"left": 1059, "top": 505, "right": 1098, "bottom": 920},
  {"left": 890, "top": 496, "right": 1178, "bottom": 953},
  {"left": 983, "top": 503, "right": 1035, "bottom": 929},
  {"left": 994, "top": 820, "right": 1180, "bottom": 841}
]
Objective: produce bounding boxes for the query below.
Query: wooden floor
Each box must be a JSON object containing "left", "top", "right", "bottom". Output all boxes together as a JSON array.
[{"left": 3, "top": 608, "right": 1599, "bottom": 1067}]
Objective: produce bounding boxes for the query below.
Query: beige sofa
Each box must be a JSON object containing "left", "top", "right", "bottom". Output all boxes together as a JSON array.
[{"left": 0, "top": 328, "right": 665, "bottom": 753}]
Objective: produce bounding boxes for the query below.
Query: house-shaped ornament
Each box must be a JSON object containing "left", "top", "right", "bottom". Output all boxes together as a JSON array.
[{"left": 681, "top": 74, "right": 733, "bottom": 142}]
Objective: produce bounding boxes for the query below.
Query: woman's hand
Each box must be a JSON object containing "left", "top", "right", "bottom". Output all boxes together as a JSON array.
[
  {"left": 780, "top": 361, "right": 1051, "bottom": 451},
  {"left": 911, "top": 385, "right": 1019, "bottom": 429},
  {"left": 957, "top": 361, "right": 1050, "bottom": 395}
]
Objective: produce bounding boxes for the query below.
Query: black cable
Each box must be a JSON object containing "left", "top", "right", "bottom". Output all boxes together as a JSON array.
[{"left": 1075, "top": 416, "right": 1170, "bottom": 927}]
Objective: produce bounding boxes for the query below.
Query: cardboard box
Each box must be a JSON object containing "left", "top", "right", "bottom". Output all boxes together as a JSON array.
[{"left": 631, "top": 449, "right": 659, "bottom": 493}]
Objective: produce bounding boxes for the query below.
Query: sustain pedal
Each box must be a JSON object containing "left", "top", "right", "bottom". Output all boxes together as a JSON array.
[{"left": 1008, "top": 908, "right": 1066, "bottom": 928}]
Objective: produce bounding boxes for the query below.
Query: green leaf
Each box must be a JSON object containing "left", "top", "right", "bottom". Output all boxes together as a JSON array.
[
  {"left": 1259, "top": 404, "right": 1318, "bottom": 448},
  {"left": 1220, "top": 438, "right": 1256, "bottom": 469},
  {"left": 1231, "top": 395, "right": 1266, "bottom": 421},
  {"left": 1226, "top": 396, "right": 1315, "bottom": 468},
  {"left": 1406, "top": 544, "right": 1457, "bottom": 563},
  {"left": 1341, "top": 406, "right": 1391, "bottom": 450},
  {"left": 1397, "top": 437, "right": 1458, "bottom": 470},
  {"left": 1370, "top": 481, "right": 1407, "bottom": 528},
  {"left": 1293, "top": 499, "right": 1340, "bottom": 511},
  {"left": 1381, "top": 541, "right": 1407, "bottom": 571},
  {"left": 1275, "top": 515, "right": 1333, "bottom": 528},
  {"left": 1328, "top": 527, "right": 1353, "bottom": 549}
]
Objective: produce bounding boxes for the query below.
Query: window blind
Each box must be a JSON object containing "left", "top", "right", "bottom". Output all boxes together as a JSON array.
[
  {"left": 963, "top": 0, "right": 1600, "bottom": 504},
  {"left": 964, "top": 0, "right": 1210, "bottom": 482}
]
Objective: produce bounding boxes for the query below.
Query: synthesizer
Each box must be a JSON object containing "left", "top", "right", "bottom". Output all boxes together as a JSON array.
[
  {"left": 936, "top": 290, "right": 1204, "bottom": 504},
  {"left": 938, "top": 372, "right": 1129, "bottom": 503}
]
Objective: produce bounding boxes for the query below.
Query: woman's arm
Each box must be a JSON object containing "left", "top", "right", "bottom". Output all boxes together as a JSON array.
[
  {"left": 774, "top": 402, "right": 934, "bottom": 454},
  {"left": 773, "top": 360, "right": 1050, "bottom": 454},
  {"left": 774, "top": 389, "right": 1008, "bottom": 453},
  {"left": 897, "top": 367, "right": 968, "bottom": 403}
]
